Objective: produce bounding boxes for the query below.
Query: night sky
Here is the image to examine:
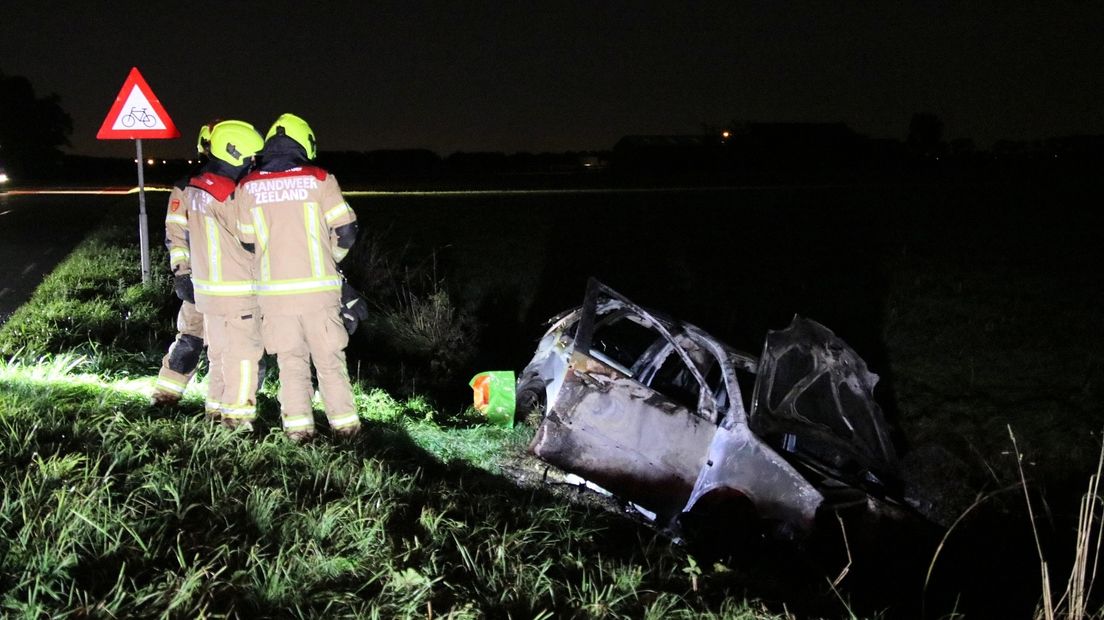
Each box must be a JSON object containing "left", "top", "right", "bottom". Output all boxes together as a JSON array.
[{"left": 2, "top": 2, "right": 1103, "bottom": 159}]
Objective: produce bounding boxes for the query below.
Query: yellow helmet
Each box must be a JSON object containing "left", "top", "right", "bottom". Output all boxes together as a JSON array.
[
  {"left": 196, "top": 119, "right": 223, "bottom": 155},
  {"left": 266, "top": 113, "right": 317, "bottom": 160},
  {"left": 209, "top": 120, "right": 264, "bottom": 167},
  {"left": 196, "top": 123, "right": 213, "bottom": 155}
]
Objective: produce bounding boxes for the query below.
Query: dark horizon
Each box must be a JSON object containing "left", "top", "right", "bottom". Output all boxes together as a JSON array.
[{"left": 4, "top": 2, "right": 1104, "bottom": 160}]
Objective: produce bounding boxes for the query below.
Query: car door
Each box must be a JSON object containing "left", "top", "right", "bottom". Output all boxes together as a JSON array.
[{"left": 530, "top": 280, "right": 719, "bottom": 520}]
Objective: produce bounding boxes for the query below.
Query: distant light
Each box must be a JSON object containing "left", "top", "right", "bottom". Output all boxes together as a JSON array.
[
  {"left": 161, "top": 160, "right": 167, "bottom": 165},
  {"left": 147, "top": 159, "right": 155, "bottom": 165},
  {"left": 187, "top": 160, "right": 193, "bottom": 165},
  {"left": 134, "top": 159, "right": 139, "bottom": 163},
  {"left": 0, "top": 173, "right": 8, "bottom": 184},
  {"left": 721, "top": 130, "right": 731, "bottom": 139}
]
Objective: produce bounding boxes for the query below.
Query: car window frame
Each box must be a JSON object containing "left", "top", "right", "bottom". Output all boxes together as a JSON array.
[{"left": 574, "top": 279, "right": 719, "bottom": 422}]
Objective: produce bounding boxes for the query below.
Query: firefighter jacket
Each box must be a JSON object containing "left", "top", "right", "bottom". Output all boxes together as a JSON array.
[
  {"left": 234, "top": 166, "right": 356, "bottom": 316},
  {"left": 164, "top": 182, "right": 190, "bottom": 275},
  {"left": 164, "top": 173, "right": 257, "bottom": 315}
]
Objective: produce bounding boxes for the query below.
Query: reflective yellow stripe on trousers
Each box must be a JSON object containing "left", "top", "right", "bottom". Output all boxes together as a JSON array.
[
  {"left": 155, "top": 376, "right": 187, "bottom": 395},
  {"left": 328, "top": 413, "right": 360, "bottom": 431},
  {"left": 283, "top": 413, "right": 314, "bottom": 430},
  {"left": 236, "top": 359, "right": 252, "bottom": 407}
]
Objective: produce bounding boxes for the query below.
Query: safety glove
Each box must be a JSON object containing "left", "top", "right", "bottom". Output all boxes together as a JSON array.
[
  {"left": 340, "top": 281, "right": 370, "bottom": 334},
  {"left": 173, "top": 274, "right": 195, "bottom": 303}
]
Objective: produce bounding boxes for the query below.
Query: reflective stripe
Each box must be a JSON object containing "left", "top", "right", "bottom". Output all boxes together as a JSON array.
[
  {"left": 283, "top": 414, "right": 314, "bottom": 430},
  {"left": 257, "top": 283, "right": 342, "bottom": 296},
  {"left": 238, "top": 221, "right": 255, "bottom": 236},
  {"left": 236, "top": 359, "right": 252, "bottom": 406},
  {"left": 323, "top": 202, "right": 351, "bottom": 224},
  {"left": 333, "top": 247, "right": 349, "bottom": 262},
  {"left": 155, "top": 376, "right": 186, "bottom": 395},
  {"left": 170, "top": 248, "right": 190, "bottom": 265},
  {"left": 221, "top": 405, "right": 256, "bottom": 419},
  {"left": 193, "top": 279, "right": 255, "bottom": 295},
  {"left": 304, "top": 202, "right": 325, "bottom": 278},
  {"left": 166, "top": 214, "right": 188, "bottom": 226},
  {"left": 254, "top": 277, "right": 342, "bottom": 296},
  {"left": 251, "top": 208, "right": 271, "bottom": 282},
  {"left": 328, "top": 413, "right": 360, "bottom": 430},
  {"left": 205, "top": 216, "right": 222, "bottom": 282},
  {"left": 206, "top": 399, "right": 222, "bottom": 412}
]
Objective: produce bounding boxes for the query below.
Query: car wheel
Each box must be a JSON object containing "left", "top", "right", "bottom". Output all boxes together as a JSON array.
[
  {"left": 679, "top": 488, "right": 761, "bottom": 558},
  {"left": 515, "top": 375, "right": 546, "bottom": 427}
]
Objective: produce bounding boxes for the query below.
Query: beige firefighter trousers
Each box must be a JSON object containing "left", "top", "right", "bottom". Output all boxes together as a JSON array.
[
  {"left": 205, "top": 311, "right": 264, "bottom": 425},
  {"left": 153, "top": 301, "right": 205, "bottom": 398},
  {"left": 261, "top": 308, "right": 360, "bottom": 435}
]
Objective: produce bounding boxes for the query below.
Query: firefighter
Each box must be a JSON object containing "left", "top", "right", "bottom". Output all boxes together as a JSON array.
[
  {"left": 152, "top": 122, "right": 217, "bottom": 407},
  {"left": 235, "top": 113, "right": 361, "bottom": 441},
  {"left": 167, "top": 120, "right": 266, "bottom": 429}
]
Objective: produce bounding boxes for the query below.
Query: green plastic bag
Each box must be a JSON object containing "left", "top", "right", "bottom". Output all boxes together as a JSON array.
[{"left": 470, "top": 371, "right": 516, "bottom": 428}]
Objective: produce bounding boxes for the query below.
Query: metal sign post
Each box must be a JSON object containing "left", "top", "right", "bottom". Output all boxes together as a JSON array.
[
  {"left": 96, "top": 67, "right": 179, "bottom": 284},
  {"left": 135, "top": 138, "right": 150, "bottom": 283}
]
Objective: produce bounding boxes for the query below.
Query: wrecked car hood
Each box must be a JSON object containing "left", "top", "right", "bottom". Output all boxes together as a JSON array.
[{"left": 751, "top": 318, "right": 898, "bottom": 490}]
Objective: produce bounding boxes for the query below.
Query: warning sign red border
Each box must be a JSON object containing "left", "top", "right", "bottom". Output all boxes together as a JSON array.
[{"left": 96, "top": 67, "right": 180, "bottom": 140}]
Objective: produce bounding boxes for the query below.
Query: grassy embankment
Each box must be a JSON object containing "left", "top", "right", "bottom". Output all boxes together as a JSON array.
[
  {"left": 3, "top": 184, "right": 1102, "bottom": 619},
  {"left": 0, "top": 218, "right": 804, "bottom": 617}
]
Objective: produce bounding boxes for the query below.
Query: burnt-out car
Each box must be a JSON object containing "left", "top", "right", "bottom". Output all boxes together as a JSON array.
[{"left": 518, "top": 279, "right": 905, "bottom": 538}]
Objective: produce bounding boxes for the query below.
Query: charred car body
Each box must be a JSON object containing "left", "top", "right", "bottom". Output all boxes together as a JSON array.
[{"left": 519, "top": 279, "right": 906, "bottom": 538}]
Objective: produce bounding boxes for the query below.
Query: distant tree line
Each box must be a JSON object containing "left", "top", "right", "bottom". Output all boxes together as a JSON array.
[
  {"left": 0, "top": 68, "right": 72, "bottom": 180},
  {"left": 6, "top": 70, "right": 1104, "bottom": 187}
]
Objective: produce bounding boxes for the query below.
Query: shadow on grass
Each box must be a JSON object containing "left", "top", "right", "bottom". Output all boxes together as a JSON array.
[{"left": 0, "top": 354, "right": 1062, "bottom": 617}]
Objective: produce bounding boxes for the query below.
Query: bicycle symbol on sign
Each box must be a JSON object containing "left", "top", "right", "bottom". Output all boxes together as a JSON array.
[{"left": 121, "top": 106, "right": 158, "bottom": 128}]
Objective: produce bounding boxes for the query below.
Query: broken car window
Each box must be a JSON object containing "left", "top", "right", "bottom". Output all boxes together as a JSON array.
[
  {"left": 648, "top": 347, "right": 707, "bottom": 414},
  {"left": 590, "top": 313, "right": 660, "bottom": 377}
]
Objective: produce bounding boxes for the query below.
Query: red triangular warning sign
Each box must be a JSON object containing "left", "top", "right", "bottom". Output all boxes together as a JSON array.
[{"left": 96, "top": 67, "right": 180, "bottom": 140}]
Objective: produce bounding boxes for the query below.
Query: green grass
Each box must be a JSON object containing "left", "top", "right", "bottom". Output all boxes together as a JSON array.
[
  {"left": 882, "top": 208, "right": 1104, "bottom": 515},
  {"left": 5, "top": 189, "right": 1101, "bottom": 618},
  {"left": 0, "top": 216, "right": 804, "bottom": 617},
  {"left": 0, "top": 220, "right": 176, "bottom": 373},
  {"left": 0, "top": 354, "right": 800, "bottom": 618}
]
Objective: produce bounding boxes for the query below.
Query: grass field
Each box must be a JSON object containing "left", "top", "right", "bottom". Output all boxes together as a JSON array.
[
  {"left": 341, "top": 177, "right": 1104, "bottom": 617},
  {"left": 0, "top": 176, "right": 1102, "bottom": 618},
  {"left": 0, "top": 206, "right": 807, "bottom": 618}
]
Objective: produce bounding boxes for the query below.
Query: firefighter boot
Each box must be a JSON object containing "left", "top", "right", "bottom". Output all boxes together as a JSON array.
[{"left": 152, "top": 302, "right": 205, "bottom": 406}]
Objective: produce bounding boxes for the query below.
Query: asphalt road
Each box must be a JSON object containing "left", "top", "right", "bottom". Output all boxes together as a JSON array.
[{"left": 0, "top": 192, "right": 132, "bottom": 324}]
